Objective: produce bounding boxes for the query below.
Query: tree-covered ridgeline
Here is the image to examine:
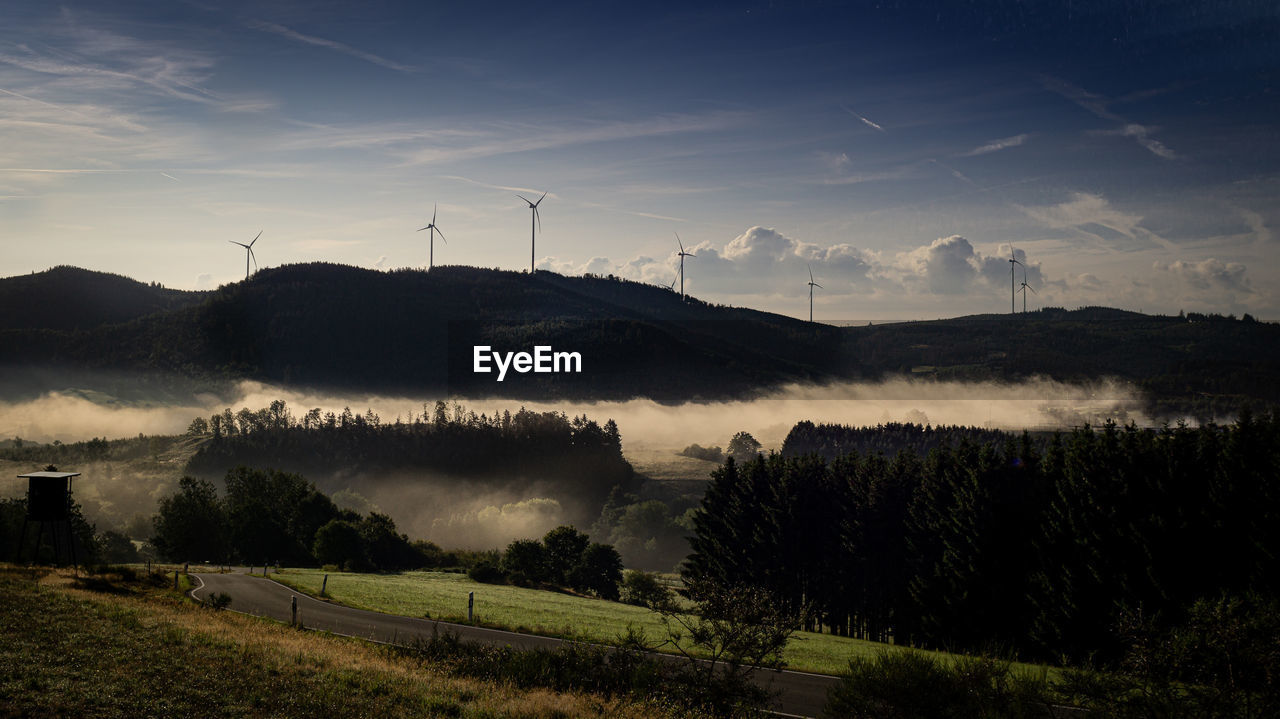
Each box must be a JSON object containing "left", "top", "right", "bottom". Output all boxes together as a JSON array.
[
  {"left": 186, "top": 400, "right": 639, "bottom": 521},
  {"left": 684, "top": 413, "right": 1280, "bottom": 662}
]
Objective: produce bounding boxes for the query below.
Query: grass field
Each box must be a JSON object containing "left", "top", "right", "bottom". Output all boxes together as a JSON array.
[
  {"left": 0, "top": 565, "right": 690, "bottom": 718},
  {"left": 273, "top": 568, "right": 1010, "bottom": 677}
]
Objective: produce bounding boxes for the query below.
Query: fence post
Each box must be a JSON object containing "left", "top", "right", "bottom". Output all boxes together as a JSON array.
[
  {"left": 291, "top": 596, "right": 297, "bottom": 626},
  {"left": 468, "top": 591, "right": 474, "bottom": 623},
  {"left": 173, "top": 570, "right": 179, "bottom": 590},
  {"left": 321, "top": 574, "right": 328, "bottom": 596}
]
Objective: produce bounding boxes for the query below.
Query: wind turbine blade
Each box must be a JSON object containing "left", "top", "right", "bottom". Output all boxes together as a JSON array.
[
  {"left": 249, "top": 248, "right": 257, "bottom": 271},
  {"left": 535, "top": 206, "right": 541, "bottom": 232},
  {"left": 676, "top": 232, "right": 685, "bottom": 252},
  {"left": 432, "top": 203, "right": 437, "bottom": 224},
  {"left": 229, "top": 240, "right": 248, "bottom": 248},
  {"left": 418, "top": 226, "right": 430, "bottom": 232},
  {"left": 535, "top": 191, "right": 547, "bottom": 206},
  {"left": 813, "top": 283, "right": 823, "bottom": 289},
  {"left": 436, "top": 228, "right": 447, "bottom": 244},
  {"left": 808, "top": 264, "right": 814, "bottom": 283},
  {"left": 516, "top": 194, "right": 532, "bottom": 205},
  {"left": 686, "top": 252, "right": 695, "bottom": 258},
  {"left": 1028, "top": 284, "right": 1037, "bottom": 294},
  {"left": 250, "top": 230, "right": 261, "bottom": 247}
]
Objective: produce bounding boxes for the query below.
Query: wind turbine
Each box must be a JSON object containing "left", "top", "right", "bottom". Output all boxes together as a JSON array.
[
  {"left": 1008, "top": 246, "right": 1024, "bottom": 314},
  {"left": 1018, "top": 277, "right": 1037, "bottom": 313},
  {"left": 807, "top": 264, "right": 823, "bottom": 323},
  {"left": 516, "top": 192, "right": 547, "bottom": 273},
  {"left": 417, "top": 203, "right": 447, "bottom": 270},
  {"left": 229, "top": 231, "right": 261, "bottom": 281},
  {"left": 676, "top": 233, "right": 694, "bottom": 301}
]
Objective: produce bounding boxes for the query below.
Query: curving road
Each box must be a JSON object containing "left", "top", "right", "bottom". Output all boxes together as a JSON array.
[{"left": 191, "top": 571, "right": 839, "bottom": 717}]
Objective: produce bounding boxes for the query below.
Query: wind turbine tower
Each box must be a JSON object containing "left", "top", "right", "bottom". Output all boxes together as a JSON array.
[
  {"left": 676, "top": 233, "right": 695, "bottom": 301},
  {"left": 417, "top": 203, "right": 447, "bottom": 270},
  {"left": 517, "top": 192, "right": 547, "bottom": 273},
  {"left": 1008, "top": 246, "right": 1024, "bottom": 314},
  {"left": 1019, "top": 277, "right": 1037, "bottom": 313},
  {"left": 807, "top": 264, "right": 823, "bottom": 323},
  {"left": 229, "top": 231, "right": 261, "bottom": 281}
]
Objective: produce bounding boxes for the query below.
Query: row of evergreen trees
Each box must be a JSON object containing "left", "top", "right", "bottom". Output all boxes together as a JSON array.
[{"left": 683, "top": 413, "right": 1280, "bottom": 662}]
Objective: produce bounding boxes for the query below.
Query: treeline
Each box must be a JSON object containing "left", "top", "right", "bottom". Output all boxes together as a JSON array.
[
  {"left": 153, "top": 466, "right": 429, "bottom": 570},
  {"left": 781, "top": 421, "right": 1017, "bottom": 461},
  {"left": 0, "top": 434, "right": 169, "bottom": 465},
  {"left": 684, "top": 413, "right": 1280, "bottom": 662},
  {"left": 186, "top": 400, "right": 638, "bottom": 518}
]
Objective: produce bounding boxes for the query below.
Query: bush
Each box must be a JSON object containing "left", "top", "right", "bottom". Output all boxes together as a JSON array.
[
  {"left": 1059, "top": 594, "right": 1280, "bottom": 719},
  {"left": 680, "top": 444, "right": 724, "bottom": 462},
  {"left": 467, "top": 562, "right": 507, "bottom": 584},
  {"left": 621, "top": 570, "right": 673, "bottom": 608},
  {"left": 825, "top": 651, "right": 1056, "bottom": 719}
]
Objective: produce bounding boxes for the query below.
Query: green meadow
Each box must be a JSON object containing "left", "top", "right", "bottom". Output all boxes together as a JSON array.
[{"left": 273, "top": 568, "right": 1049, "bottom": 678}]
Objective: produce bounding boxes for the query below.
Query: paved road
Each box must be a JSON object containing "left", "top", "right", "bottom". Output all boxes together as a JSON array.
[{"left": 191, "top": 571, "right": 839, "bottom": 717}]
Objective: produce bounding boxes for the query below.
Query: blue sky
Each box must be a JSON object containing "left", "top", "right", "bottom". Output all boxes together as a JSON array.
[{"left": 1, "top": 0, "right": 1277, "bottom": 320}]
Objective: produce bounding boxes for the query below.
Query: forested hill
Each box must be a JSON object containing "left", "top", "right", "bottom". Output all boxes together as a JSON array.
[
  {"left": 844, "top": 308, "right": 1280, "bottom": 416},
  {"left": 0, "top": 266, "right": 207, "bottom": 330},
  {"left": 0, "top": 263, "right": 849, "bottom": 400},
  {"left": 0, "top": 263, "right": 1276, "bottom": 414}
]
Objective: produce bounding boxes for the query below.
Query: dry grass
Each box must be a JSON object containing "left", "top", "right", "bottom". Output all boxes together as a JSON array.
[{"left": 1, "top": 565, "right": 690, "bottom": 718}]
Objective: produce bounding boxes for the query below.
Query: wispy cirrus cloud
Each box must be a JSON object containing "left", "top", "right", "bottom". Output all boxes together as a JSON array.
[
  {"left": 246, "top": 19, "right": 415, "bottom": 73},
  {"left": 0, "top": 9, "right": 223, "bottom": 106},
  {"left": 575, "top": 201, "right": 687, "bottom": 223},
  {"left": 1040, "top": 76, "right": 1178, "bottom": 160},
  {"left": 404, "top": 112, "right": 745, "bottom": 165},
  {"left": 1018, "top": 191, "right": 1177, "bottom": 252},
  {"left": 439, "top": 175, "right": 556, "bottom": 199},
  {"left": 960, "top": 133, "right": 1029, "bottom": 157}
]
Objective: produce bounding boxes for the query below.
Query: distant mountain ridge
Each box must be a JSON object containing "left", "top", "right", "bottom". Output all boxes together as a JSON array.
[
  {"left": 0, "top": 266, "right": 207, "bottom": 331},
  {"left": 0, "top": 263, "right": 1276, "bottom": 416}
]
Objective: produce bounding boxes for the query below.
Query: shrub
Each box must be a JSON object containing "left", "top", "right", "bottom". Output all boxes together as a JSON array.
[
  {"left": 466, "top": 562, "right": 506, "bottom": 585},
  {"left": 825, "top": 651, "right": 1056, "bottom": 719},
  {"left": 621, "top": 570, "right": 672, "bottom": 608}
]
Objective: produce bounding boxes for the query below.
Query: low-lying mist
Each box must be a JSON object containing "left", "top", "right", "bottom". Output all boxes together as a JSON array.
[
  {"left": 1, "top": 376, "right": 1155, "bottom": 550},
  {"left": 1, "top": 376, "right": 1152, "bottom": 450}
]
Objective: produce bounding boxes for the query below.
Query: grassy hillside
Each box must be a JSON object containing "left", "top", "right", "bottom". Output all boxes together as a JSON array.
[
  {"left": 272, "top": 568, "right": 1050, "bottom": 677},
  {"left": 0, "top": 565, "right": 687, "bottom": 719}
]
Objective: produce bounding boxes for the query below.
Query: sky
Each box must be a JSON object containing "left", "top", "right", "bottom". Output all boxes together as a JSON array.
[{"left": 1, "top": 0, "right": 1277, "bottom": 321}]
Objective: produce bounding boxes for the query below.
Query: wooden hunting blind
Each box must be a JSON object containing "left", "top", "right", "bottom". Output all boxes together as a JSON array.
[{"left": 17, "top": 470, "right": 82, "bottom": 567}]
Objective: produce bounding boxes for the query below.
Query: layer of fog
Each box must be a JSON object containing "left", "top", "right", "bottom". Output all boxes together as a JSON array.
[
  {"left": 1, "top": 377, "right": 1154, "bottom": 548},
  {"left": 1, "top": 376, "right": 1153, "bottom": 450},
  {"left": 325, "top": 473, "right": 575, "bottom": 550}
]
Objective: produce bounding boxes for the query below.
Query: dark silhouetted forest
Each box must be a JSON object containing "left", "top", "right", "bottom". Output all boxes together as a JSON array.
[{"left": 685, "top": 412, "right": 1280, "bottom": 663}]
